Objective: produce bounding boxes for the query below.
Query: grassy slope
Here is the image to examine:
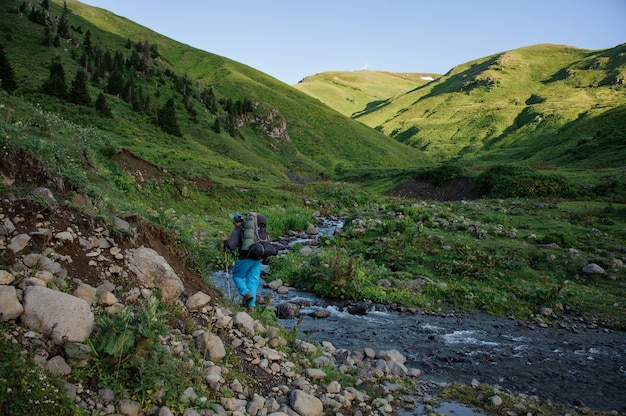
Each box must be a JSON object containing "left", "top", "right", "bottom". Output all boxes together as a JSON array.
[
  {"left": 297, "top": 44, "right": 626, "bottom": 168},
  {"left": 69, "top": 0, "right": 432, "bottom": 174},
  {"left": 3, "top": 0, "right": 429, "bottom": 187},
  {"left": 292, "top": 70, "right": 440, "bottom": 117}
]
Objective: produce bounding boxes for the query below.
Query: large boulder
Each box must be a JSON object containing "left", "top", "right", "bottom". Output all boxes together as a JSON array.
[
  {"left": 126, "top": 247, "right": 184, "bottom": 304},
  {"left": 22, "top": 286, "right": 94, "bottom": 343}
]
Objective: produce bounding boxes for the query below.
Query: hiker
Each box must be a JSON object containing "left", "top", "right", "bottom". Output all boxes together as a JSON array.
[{"left": 221, "top": 213, "right": 261, "bottom": 310}]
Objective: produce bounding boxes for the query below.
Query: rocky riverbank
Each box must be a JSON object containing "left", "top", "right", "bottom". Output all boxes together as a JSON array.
[
  {"left": 0, "top": 186, "right": 449, "bottom": 415},
  {"left": 2, "top": 187, "right": 621, "bottom": 415}
]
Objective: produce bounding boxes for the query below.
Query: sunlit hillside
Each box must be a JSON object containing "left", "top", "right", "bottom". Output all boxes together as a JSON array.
[
  {"left": 293, "top": 70, "right": 440, "bottom": 117},
  {"left": 297, "top": 44, "right": 626, "bottom": 168},
  {"left": 0, "top": 0, "right": 429, "bottom": 196}
]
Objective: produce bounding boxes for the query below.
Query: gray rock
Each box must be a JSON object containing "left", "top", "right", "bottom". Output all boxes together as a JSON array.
[
  {"left": 8, "top": 233, "right": 30, "bottom": 253},
  {"left": 22, "top": 286, "right": 94, "bottom": 343},
  {"left": 0, "top": 285, "right": 24, "bottom": 320},
  {"left": 126, "top": 247, "right": 184, "bottom": 304},
  {"left": 45, "top": 355, "right": 72, "bottom": 376},
  {"left": 30, "top": 187, "right": 57, "bottom": 208},
  {"left": 0, "top": 269, "right": 15, "bottom": 285},
  {"left": 290, "top": 389, "right": 323, "bottom": 416},
  {"left": 186, "top": 291, "right": 211, "bottom": 310},
  {"left": 582, "top": 263, "right": 605, "bottom": 275},
  {"left": 195, "top": 331, "right": 226, "bottom": 362}
]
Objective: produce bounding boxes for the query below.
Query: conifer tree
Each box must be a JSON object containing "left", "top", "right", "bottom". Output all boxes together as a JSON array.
[
  {"left": 95, "top": 93, "right": 112, "bottom": 117},
  {"left": 69, "top": 70, "right": 91, "bottom": 105},
  {"left": 0, "top": 44, "right": 17, "bottom": 94},
  {"left": 41, "top": 59, "right": 67, "bottom": 98},
  {"left": 226, "top": 114, "right": 236, "bottom": 138},
  {"left": 157, "top": 98, "right": 182, "bottom": 137},
  {"left": 82, "top": 30, "right": 93, "bottom": 57},
  {"left": 212, "top": 118, "right": 221, "bottom": 134},
  {"left": 106, "top": 69, "right": 124, "bottom": 96},
  {"left": 41, "top": 24, "right": 52, "bottom": 46},
  {"left": 57, "top": 1, "right": 70, "bottom": 39}
]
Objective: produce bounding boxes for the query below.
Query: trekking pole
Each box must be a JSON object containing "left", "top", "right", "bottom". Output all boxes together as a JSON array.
[{"left": 224, "top": 250, "right": 232, "bottom": 302}]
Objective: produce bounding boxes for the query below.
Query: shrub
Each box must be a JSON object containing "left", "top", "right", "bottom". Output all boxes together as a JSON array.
[{"left": 476, "top": 165, "right": 573, "bottom": 198}]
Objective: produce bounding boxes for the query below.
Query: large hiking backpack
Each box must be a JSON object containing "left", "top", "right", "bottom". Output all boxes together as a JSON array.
[{"left": 241, "top": 212, "right": 278, "bottom": 260}]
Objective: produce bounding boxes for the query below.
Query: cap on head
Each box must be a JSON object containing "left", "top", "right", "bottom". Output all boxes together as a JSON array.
[{"left": 233, "top": 213, "right": 244, "bottom": 222}]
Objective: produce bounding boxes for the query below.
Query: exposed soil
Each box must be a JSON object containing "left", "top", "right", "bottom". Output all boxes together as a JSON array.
[
  {"left": 113, "top": 148, "right": 219, "bottom": 193},
  {"left": 0, "top": 146, "right": 222, "bottom": 303},
  {"left": 387, "top": 177, "right": 482, "bottom": 201}
]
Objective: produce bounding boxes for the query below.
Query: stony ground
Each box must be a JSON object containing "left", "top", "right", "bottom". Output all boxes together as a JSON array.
[{"left": 0, "top": 147, "right": 444, "bottom": 415}]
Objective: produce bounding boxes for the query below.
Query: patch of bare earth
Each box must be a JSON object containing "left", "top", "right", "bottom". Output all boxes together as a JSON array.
[
  {"left": 0, "top": 147, "right": 221, "bottom": 303},
  {"left": 387, "top": 177, "right": 481, "bottom": 201}
]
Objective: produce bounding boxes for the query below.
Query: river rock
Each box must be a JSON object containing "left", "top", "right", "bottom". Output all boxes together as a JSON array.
[
  {"left": 276, "top": 302, "right": 300, "bottom": 318},
  {"left": 309, "top": 308, "right": 330, "bottom": 319}
]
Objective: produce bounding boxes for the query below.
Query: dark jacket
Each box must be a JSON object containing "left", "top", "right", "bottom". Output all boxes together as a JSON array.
[{"left": 223, "top": 224, "right": 246, "bottom": 259}]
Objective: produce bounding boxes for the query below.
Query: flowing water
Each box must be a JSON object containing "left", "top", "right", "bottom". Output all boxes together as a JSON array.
[{"left": 211, "top": 219, "right": 626, "bottom": 413}]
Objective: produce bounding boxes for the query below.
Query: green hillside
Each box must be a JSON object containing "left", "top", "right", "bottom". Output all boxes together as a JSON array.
[
  {"left": 298, "top": 44, "right": 626, "bottom": 168},
  {"left": 293, "top": 70, "right": 439, "bottom": 117},
  {"left": 0, "top": 0, "right": 429, "bottom": 193}
]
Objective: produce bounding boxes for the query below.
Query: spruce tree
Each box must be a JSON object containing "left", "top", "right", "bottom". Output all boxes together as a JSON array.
[
  {"left": 41, "top": 59, "right": 67, "bottom": 98},
  {"left": 157, "top": 98, "right": 182, "bottom": 137},
  {"left": 82, "top": 30, "right": 93, "bottom": 57},
  {"left": 69, "top": 70, "right": 91, "bottom": 105},
  {"left": 0, "top": 44, "right": 17, "bottom": 94},
  {"left": 41, "top": 24, "right": 52, "bottom": 46},
  {"left": 106, "top": 69, "right": 124, "bottom": 96},
  {"left": 57, "top": 1, "right": 70, "bottom": 39},
  {"left": 95, "top": 93, "right": 111, "bottom": 117}
]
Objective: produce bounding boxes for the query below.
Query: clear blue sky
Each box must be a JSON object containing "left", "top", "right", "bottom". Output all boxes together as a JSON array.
[{"left": 81, "top": 0, "right": 626, "bottom": 85}]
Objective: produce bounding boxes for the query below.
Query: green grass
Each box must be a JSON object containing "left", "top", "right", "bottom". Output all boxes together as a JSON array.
[
  {"left": 1, "top": 0, "right": 429, "bottom": 196},
  {"left": 268, "top": 194, "right": 626, "bottom": 328},
  {"left": 0, "top": 3, "right": 624, "bottom": 415},
  {"left": 299, "top": 45, "right": 626, "bottom": 167},
  {"left": 293, "top": 70, "right": 439, "bottom": 117}
]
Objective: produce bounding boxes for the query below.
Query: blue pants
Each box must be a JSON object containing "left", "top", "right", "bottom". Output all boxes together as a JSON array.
[{"left": 232, "top": 258, "right": 261, "bottom": 306}]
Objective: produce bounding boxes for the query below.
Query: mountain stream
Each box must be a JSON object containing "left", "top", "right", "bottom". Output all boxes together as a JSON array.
[{"left": 211, "top": 219, "right": 626, "bottom": 413}]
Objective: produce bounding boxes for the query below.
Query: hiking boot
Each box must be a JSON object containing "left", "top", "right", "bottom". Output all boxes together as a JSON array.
[
  {"left": 241, "top": 293, "right": 253, "bottom": 307},
  {"left": 246, "top": 306, "right": 255, "bottom": 313}
]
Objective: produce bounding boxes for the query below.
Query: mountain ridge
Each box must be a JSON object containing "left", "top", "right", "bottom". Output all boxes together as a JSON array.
[{"left": 295, "top": 43, "right": 626, "bottom": 167}]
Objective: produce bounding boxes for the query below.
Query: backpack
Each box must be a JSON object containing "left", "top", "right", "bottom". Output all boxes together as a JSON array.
[{"left": 241, "top": 212, "right": 278, "bottom": 260}]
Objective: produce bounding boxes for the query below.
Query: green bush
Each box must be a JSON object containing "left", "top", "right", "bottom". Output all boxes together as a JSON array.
[
  {"left": 415, "top": 161, "right": 467, "bottom": 186},
  {"left": 476, "top": 165, "right": 573, "bottom": 198}
]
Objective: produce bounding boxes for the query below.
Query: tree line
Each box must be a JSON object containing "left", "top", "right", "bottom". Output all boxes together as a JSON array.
[{"left": 3, "top": 0, "right": 257, "bottom": 138}]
